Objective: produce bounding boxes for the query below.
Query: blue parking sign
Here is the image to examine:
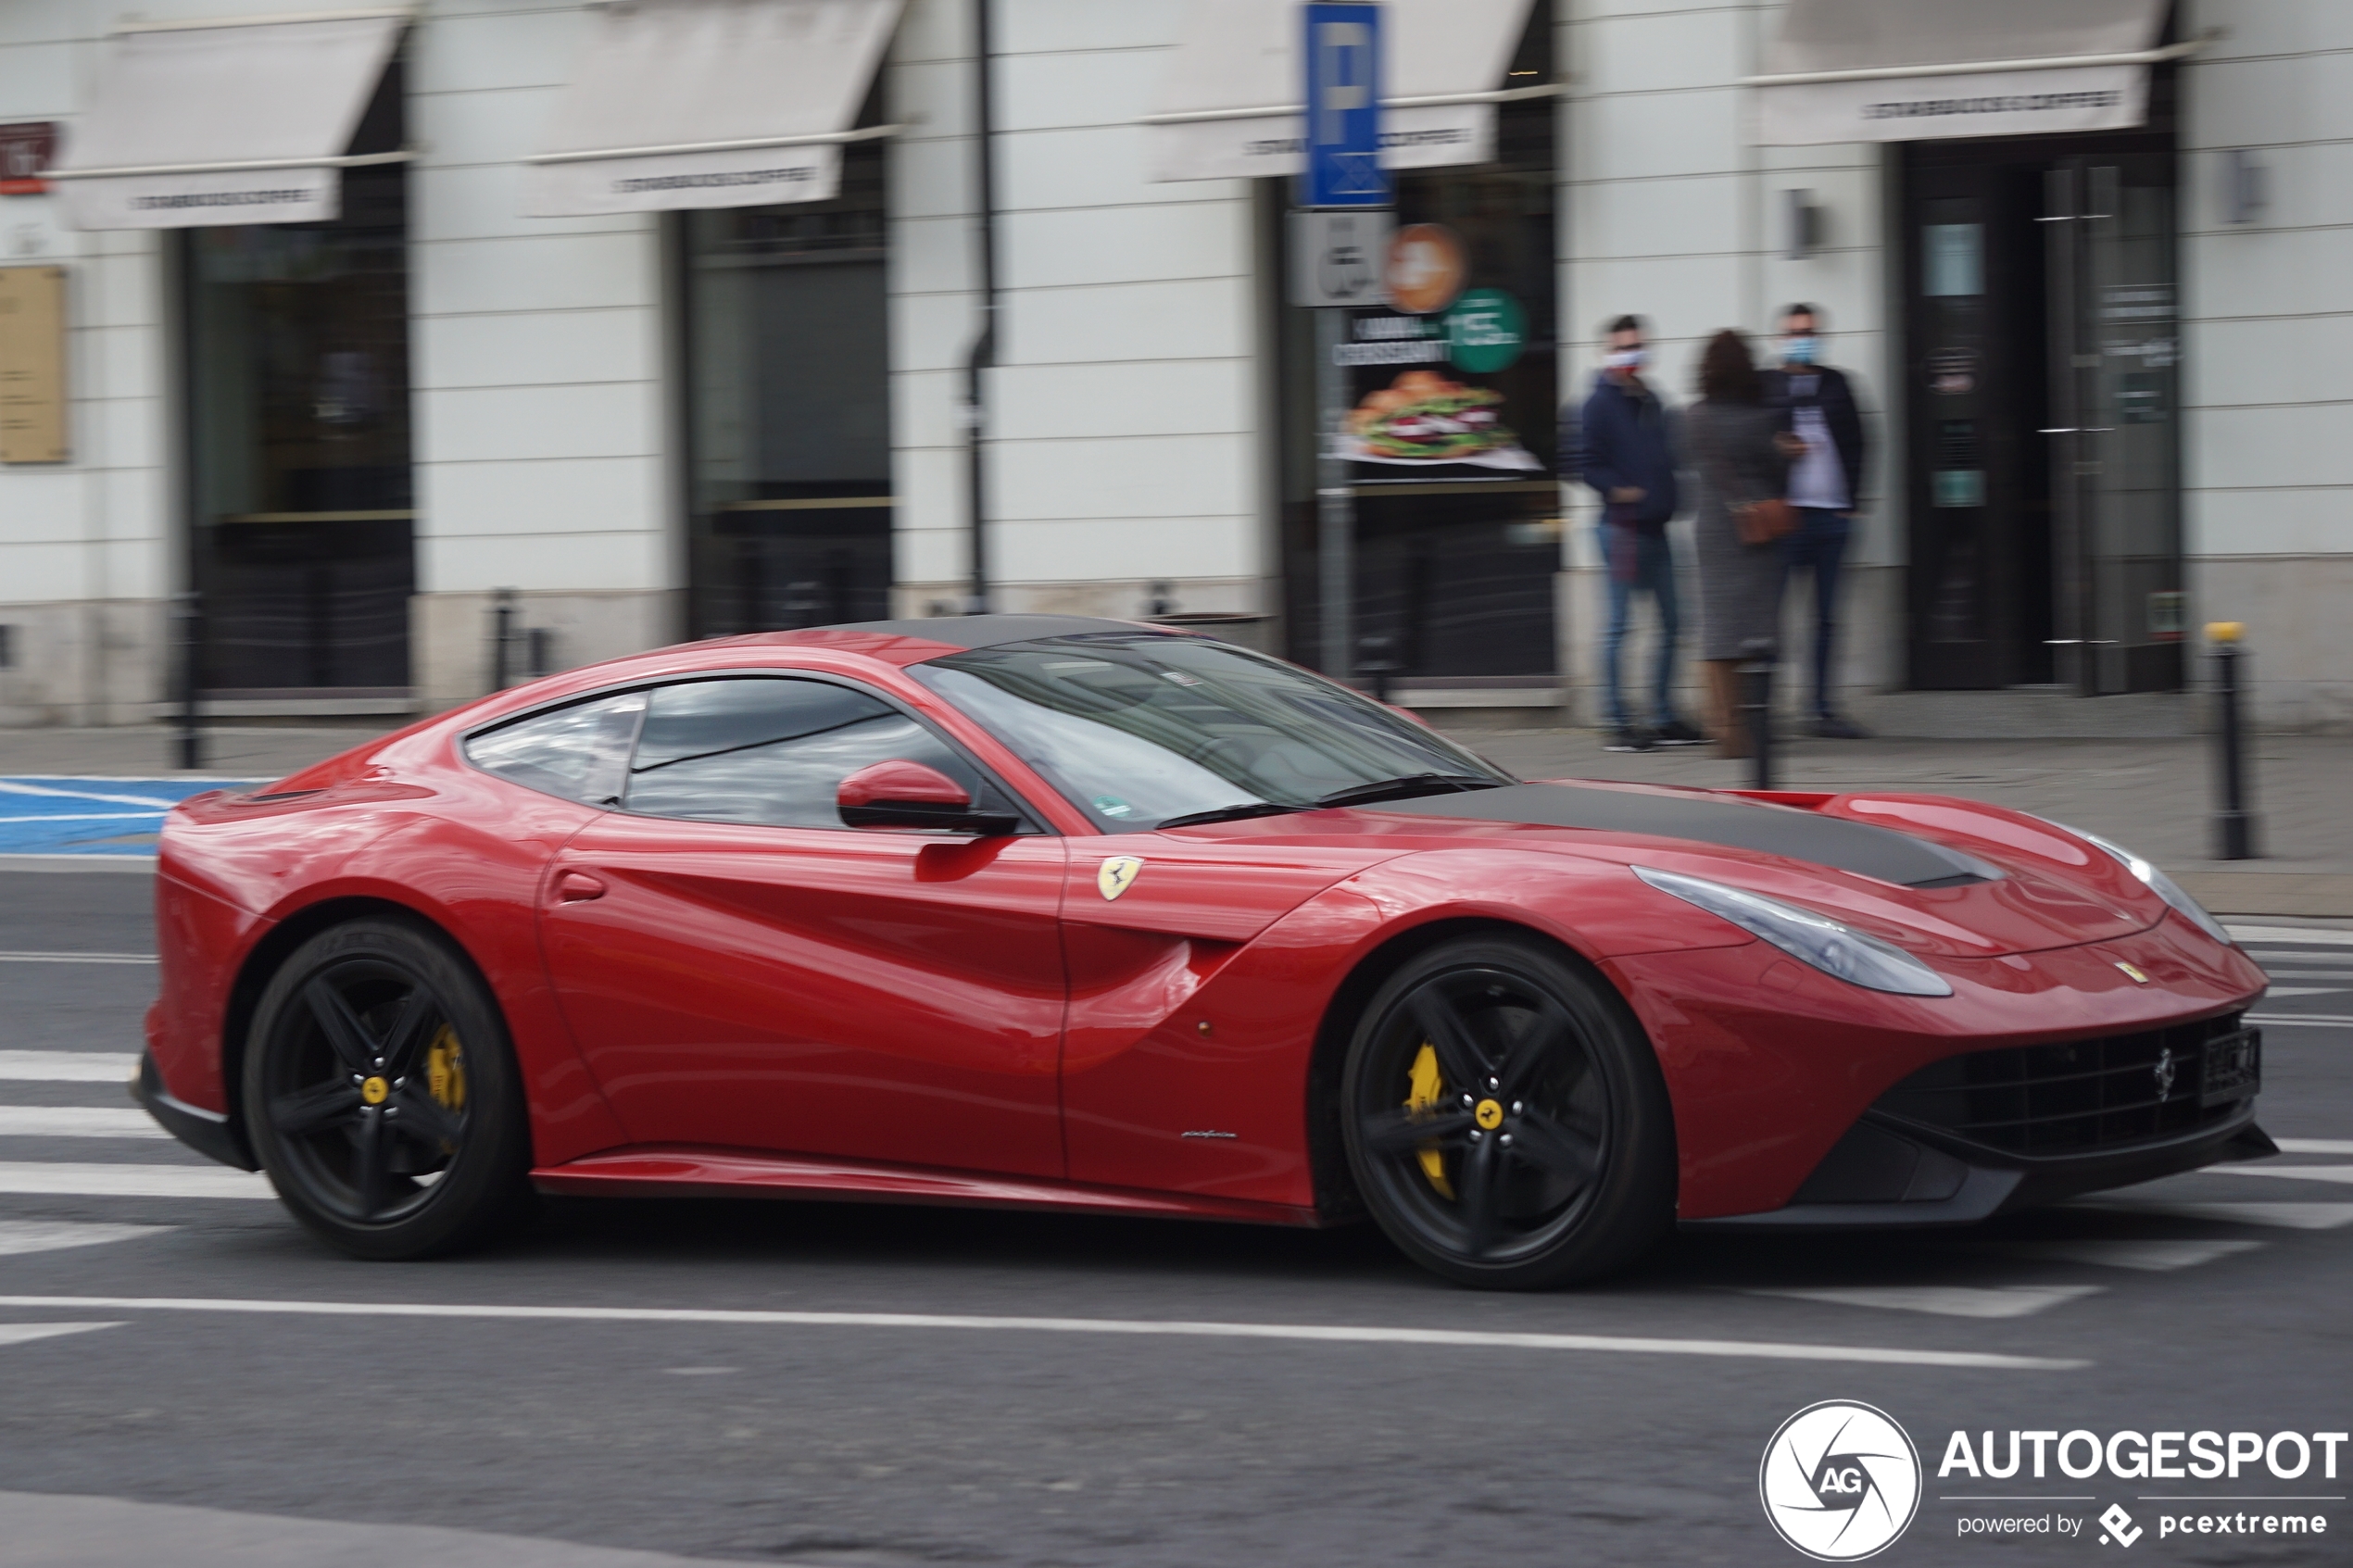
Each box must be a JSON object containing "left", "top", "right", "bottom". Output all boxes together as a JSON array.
[{"left": 1302, "top": 3, "right": 1388, "bottom": 209}]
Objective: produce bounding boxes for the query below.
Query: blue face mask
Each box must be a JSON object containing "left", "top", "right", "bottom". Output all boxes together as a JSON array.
[{"left": 1783, "top": 335, "right": 1819, "bottom": 366}]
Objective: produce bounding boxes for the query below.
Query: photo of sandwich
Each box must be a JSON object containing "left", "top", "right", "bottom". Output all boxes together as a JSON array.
[{"left": 1344, "top": 370, "right": 1530, "bottom": 465}]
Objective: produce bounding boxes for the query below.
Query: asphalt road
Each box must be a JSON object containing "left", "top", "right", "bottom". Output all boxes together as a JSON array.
[{"left": 0, "top": 869, "right": 2348, "bottom": 1567}]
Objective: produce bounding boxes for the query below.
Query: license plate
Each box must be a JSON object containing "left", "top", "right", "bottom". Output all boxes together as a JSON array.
[{"left": 2200, "top": 1027, "right": 2261, "bottom": 1108}]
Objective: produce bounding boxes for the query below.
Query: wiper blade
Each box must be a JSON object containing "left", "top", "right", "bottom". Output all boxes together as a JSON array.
[
  {"left": 1314, "top": 773, "right": 1504, "bottom": 809},
  {"left": 1154, "top": 802, "right": 1304, "bottom": 830}
]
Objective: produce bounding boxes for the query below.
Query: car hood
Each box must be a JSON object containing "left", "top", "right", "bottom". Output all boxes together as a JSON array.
[{"left": 1301, "top": 780, "right": 2165, "bottom": 960}]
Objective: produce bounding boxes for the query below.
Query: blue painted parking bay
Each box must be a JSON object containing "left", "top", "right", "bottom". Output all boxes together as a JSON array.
[{"left": 0, "top": 780, "right": 263, "bottom": 857}]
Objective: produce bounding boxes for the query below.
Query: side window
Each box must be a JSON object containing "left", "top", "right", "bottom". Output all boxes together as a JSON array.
[
  {"left": 464, "top": 691, "right": 644, "bottom": 806},
  {"left": 624, "top": 677, "right": 1000, "bottom": 830}
]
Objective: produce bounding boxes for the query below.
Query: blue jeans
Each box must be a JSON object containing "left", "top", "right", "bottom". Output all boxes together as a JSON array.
[
  {"left": 1780, "top": 508, "right": 1851, "bottom": 719},
  {"left": 1596, "top": 525, "right": 1681, "bottom": 732}
]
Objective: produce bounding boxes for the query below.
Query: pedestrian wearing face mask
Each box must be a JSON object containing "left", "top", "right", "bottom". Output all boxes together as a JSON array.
[
  {"left": 1761, "top": 304, "right": 1870, "bottom": 739},
  {"left": 1562, "top": 315, "right": 1705, "bottom": 753}
]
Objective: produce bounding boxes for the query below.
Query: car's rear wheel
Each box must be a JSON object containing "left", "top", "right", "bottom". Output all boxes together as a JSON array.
[
  {"left": 1340, "top": 935, "right": 1674, "bottom": 1288},
  {"left": 244, "top": 917, "right": 533, "bottom": 1260}
]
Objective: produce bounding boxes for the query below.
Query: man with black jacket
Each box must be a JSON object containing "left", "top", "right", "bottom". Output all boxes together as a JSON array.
[
  {"left": 1565, "top": 315, "right": 1704, "bottom": 752},
  {"left": 1762, "top": 304, "right": 1869, "bottom": 739}
]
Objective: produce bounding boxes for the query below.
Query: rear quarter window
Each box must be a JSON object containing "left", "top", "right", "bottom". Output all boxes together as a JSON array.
[{"left": 463, "top": 691, "right": 645, "bottom": 806}]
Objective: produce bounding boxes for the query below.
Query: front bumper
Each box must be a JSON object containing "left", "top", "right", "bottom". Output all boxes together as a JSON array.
[
  {"left": 132, "top": 1049, "right": 258, "bottom": 1172},
  {"left": 1685, "top": 1105, "right": 2277, "bottom": 1230}
]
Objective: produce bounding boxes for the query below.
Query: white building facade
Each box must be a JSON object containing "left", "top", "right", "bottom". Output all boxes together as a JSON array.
[{"left": 0, "top": 0, "right": 2343, "bottom": 730}]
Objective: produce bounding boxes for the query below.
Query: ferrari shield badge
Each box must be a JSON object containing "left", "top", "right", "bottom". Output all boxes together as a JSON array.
[{"left": 1097, "top": 855, "right": 1144, "bottom": 901}]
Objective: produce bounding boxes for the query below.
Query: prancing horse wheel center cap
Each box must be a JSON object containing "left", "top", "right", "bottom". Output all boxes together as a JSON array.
[
  {"left": 360, "top": 1076, "right": 390, "bottom": 1106},
  {"left": 1473, "top": 1098, "right": 1504, "bottom": 1131}
]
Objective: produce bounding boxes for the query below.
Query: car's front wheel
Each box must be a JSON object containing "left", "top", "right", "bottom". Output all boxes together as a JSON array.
[
  {"left": 1340, "top": 935, "right": 1674, "bottom": 1288},
  {"left": 244, "top": 917, "right": 533, "bottom": 1260}
]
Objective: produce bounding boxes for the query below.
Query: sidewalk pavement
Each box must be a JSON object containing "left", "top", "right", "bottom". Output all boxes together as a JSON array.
[{"left": 1, "top": 722, "right": 2347, "bottom": 918}]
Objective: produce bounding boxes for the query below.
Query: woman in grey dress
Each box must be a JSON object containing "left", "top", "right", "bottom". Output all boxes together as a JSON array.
[{"left": 1686, "top": 330, "right": 1797, "bottom": 758}]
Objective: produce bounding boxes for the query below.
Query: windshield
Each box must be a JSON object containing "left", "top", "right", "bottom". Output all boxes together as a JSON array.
[{"left": 906, "top": 634, "right": 1513, "bottom": 830}]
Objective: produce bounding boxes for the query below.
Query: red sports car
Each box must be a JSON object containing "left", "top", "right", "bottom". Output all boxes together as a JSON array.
[{"left": 139, "top": 616, "right": 2273, "bottom": 1288}]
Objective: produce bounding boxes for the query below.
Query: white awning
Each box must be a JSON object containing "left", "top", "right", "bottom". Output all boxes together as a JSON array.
[
  {"left": 49, "top": 8, "right": 409, "bottom": 232},
  {"left": 1753, "top": 0, "right": 2186, "bottom": 146},
  {"left": 522, "top": 0, "right": 904, "bottom": 217},
  {"left": 1143, "top": 0, "right": 1544, "bottom": 183}
]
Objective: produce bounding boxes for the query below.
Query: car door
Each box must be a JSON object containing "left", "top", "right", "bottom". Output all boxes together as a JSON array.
[{"left": 537, "top": 673, "right": 1069, "bottom": 1179}]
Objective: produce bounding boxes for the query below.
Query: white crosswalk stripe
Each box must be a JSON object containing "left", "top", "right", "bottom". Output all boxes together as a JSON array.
[
  {"left": 2069, "top": 1198, "right": 2353, "bottom": 1230},
  {"left": 1985, "top": 1237, "right": 2262, "bottom": 1273},
  {"left": 0, "top": 1163, "right": 272, "bottom": 1199},
  {"left": 0, "top": 1107, "right": 165, "bottom": 1139},
  {"left": 1740, "top": 1285, "right": 2107, "bottom": 1319},
  {"left": 2210, "top": 1163, "right": 2353, "bottom": 1187},
  {"left": 0, "top": 1222, "right": 170, "bottom": 1258},
  {"left": 0, "top": 1322, "right": 120, "bottom": 1348},
  {"left": 0, "top": 1052, "right": 137, "bottom": 1083},
  {"left": 2275, "top": 1138, "right": 2353, "bottom": 1155}
]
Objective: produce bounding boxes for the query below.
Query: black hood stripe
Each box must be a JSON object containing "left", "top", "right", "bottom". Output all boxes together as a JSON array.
[{"left": 1356, "top": 783, "right": 1995, "bottom": 888}]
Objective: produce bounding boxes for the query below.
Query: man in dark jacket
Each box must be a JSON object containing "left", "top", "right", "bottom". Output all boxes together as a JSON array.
[
  {"left": 1761, "top": 303, "right": 1869, "bottom": 738},
  {"left": 1564, "top": 315, "right": 1704, "bottom": 751}
]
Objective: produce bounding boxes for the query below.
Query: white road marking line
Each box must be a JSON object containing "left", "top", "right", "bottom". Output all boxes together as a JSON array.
[
  {"left": 0, "top": 951, "right": 156, "bottom": 965},
  {"left": 0, "top": 1052, "right": 137, "bottom": 1083},
  {"left": 1986, "top": 1237, "right": 2263, "bottom": 1273},
  {"left": 0, "top": 1107, "right": 166, "bottom": 1138},
  {"left": 2275, "top": 1138, "right": 2353, "bottom": 1155},
  {"left": 1739, "top": 1284, "right": 2105, "bottom": 1320},
  {"left": 2069, "top": 1198, "right": 2353, "bottom": 1230},
  {"left": 0, "top": 1164, "right": 273, "bottom": 1199},
  {"left": 2262, "top": 987, "right": 2348, "bottom": 997},
  {"left": 2246, "top": 1015, "right": 2353, "bottom": 1027},
  {"left": 2229, "top": 925, "right": 2353, "bottom": 947},
  {"left": 0, "top": 1322, "right": 120, "bottom": 1348},
  {"left": 2209, "top": 1164, "right": 2353, "bottom": 1187},
  {"left": 0, "top": 1295, "right": 2091, "bottom": 1370},
  {"left": 0, "top": 782, "right": 180, "bottom": 809},
  {"left": 0, "top": 1222, "right": 171, "bottom": 1258},
  {"left": 0, "top": 813, "right": 165, "bottom": 822}
]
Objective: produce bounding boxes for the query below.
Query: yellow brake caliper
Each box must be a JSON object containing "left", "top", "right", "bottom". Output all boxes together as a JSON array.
[
  {"left": 1404, "top": 1043, "right": 1454, "bottom": 1198},
  {"left": 423, "top": 1023, "right": 467, "bottom": 1153}
]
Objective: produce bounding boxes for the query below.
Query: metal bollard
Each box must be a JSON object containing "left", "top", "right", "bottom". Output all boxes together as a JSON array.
[
  {"left": 171, "top": 590, "right": 204, "bottom": 771},
  {"left": 489, "top": 587, "right": 518, "bottom": 692},
  {"left": 526, "top": 627, "right": 555, "bottom": 682},
  {"left": 1739, "top": 639, "right": 1775, "bottom": 791},
  {"left": 2208, "top": 621, "right": 2259, "bottom": 860}
]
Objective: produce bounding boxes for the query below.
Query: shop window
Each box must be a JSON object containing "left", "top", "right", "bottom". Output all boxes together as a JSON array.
[
  {"left": 1277, "top": 1, "right": 1559, "bottom": 684},
  {"left": 680, "top": 134, "right": 892, "bottom": 636},
  {"left": 180, "top": 59, "right": 413, "bottom": 695}
]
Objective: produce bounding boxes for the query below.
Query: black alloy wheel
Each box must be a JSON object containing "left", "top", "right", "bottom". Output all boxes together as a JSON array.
[
  {"left": 244, "top": 918, "right": 533, "bottom": 1260},
  {"left": 1340, "top": 935, "right": 1675, "bottom": 1288}
]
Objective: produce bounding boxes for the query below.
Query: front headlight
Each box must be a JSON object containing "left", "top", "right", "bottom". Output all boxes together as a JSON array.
[
  {"left": 2045, "top": 821, "right": 2234, "bottom": 947},
  {"left": 1633, "top": 866, "right": 1954, "bottom": 997}
]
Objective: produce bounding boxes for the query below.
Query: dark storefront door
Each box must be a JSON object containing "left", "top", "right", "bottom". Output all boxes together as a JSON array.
[
  {"left": 2045, "top": 157, "right": 2183, "bottom": 695},
  {"left": 1902, "top": 128, "right": 2181, "bottom": 694},
  {"left": 681, "top": 134, "right": 892, "bottom": 636},
  {"left": 182, "top": 71, "right": 414, "bottom": 697}
]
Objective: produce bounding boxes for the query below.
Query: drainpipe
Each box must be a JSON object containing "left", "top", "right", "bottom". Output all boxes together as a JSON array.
[{"left": 962, "top": 0, "right": 998, "bottom": 615}]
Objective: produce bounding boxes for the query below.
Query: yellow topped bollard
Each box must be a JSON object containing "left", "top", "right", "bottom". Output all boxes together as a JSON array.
[{"left": 2207, "top": 621, "right": 2257, "bottom": 859}]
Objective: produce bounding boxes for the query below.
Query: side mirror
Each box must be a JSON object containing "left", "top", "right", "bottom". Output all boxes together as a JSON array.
[{"left": 837, "top": 760, "right": 1019, "bottom": 835}]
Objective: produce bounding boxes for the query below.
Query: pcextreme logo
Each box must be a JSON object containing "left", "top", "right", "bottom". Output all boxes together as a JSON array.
[{"left": 1761, "top": 1400, "right": 1924, "bottom": 1561}]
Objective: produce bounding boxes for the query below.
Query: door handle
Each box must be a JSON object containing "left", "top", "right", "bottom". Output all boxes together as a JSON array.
[{"left": 554, "top": 871, "right": 607, "bottom": 903}]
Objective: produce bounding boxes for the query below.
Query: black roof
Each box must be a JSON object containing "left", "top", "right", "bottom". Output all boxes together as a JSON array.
[{"left": 829, "top": 614, "right": 1182, "bottom": 650}]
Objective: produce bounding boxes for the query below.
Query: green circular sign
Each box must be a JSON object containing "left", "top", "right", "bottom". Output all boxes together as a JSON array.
[{"left": 1443, "top": 287, "right": 1526, "bottom": 374}]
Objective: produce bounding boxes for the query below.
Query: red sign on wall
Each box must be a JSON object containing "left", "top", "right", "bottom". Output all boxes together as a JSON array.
[{"left": 0, "top": 123, "right": 58, "bottom": 195}]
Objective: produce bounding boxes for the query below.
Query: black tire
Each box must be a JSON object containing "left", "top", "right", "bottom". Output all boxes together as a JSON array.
[
  {"left": 1339, "top": 934, "right": 1674, "bottom": 1289},
  {"left": 243, "top": 917, "right": 534, "bottom": 1260}
]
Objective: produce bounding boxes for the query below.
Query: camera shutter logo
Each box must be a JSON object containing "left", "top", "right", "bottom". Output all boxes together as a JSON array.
[{"left": 1759, "top": 1400, "right": 1921, "bottom": 1561}]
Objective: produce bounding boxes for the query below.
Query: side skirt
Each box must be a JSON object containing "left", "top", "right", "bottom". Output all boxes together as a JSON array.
[{"left": 531, "top": 1146, "right": 1325, "bottom": 1228}]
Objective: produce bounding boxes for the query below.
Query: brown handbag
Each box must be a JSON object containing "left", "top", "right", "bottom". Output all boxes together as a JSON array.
[{"left": 1735, "top": 497, "right": 1797, "bottom": 546}]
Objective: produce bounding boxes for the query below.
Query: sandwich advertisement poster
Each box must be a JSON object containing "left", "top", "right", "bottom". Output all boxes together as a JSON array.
[{"left": 1332, "top": 223, "right": 1542, "bottom": 480}]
